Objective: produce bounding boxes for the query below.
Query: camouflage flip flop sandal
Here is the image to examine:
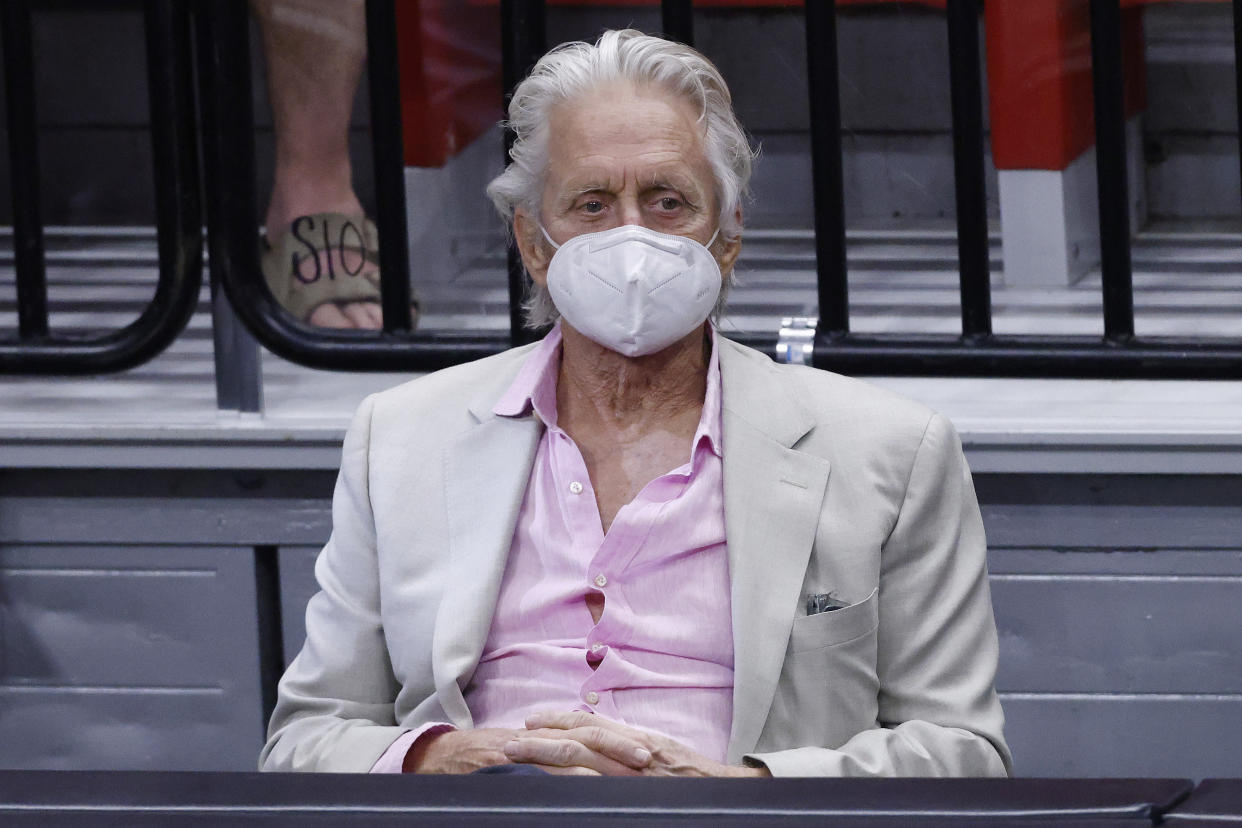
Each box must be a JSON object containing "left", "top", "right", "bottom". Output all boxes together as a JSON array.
[{"left": 261, "top": 213, "right": 384, "bottom": 321}]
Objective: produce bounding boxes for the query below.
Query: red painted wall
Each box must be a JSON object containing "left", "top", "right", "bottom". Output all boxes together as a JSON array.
[
  {"left": 987, "top": 0, "right": 1147, "bottom": 171},
  {"left": 395, "top": 0, "right": 1222, "bottom": 169}
]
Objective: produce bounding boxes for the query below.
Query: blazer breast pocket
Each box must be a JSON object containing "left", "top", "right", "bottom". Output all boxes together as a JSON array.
[
  {"left": 787, "top": 587, "right": 879, "bottom": 654},
  {"left": 763, "top": 587, "right": 882, "bottom": 751}
]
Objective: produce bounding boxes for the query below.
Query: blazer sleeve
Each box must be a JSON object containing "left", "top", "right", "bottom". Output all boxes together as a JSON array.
[
  {"left": 748, "top": 412, "right": 1013, "bottom": 777},
  {"left": 260, "top": 394, "right": 410, "bottom": 772}
]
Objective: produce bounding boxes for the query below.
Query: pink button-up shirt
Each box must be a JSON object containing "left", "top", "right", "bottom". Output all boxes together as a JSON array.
[{"left": 373, "top": 324, "right": 733, "bottom": 771}]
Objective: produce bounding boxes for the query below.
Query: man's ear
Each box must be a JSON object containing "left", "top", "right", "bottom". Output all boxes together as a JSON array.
[
  {"left": 513, "top": 208, "right": 552, "bottom": 287},
  {"left": 715, "top": 205, "right": 744, "bottom": 277}
]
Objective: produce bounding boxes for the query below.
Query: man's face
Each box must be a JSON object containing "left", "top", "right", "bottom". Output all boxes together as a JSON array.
[{"left": 514, "top": 81, "right": 741, "bottom": 287}]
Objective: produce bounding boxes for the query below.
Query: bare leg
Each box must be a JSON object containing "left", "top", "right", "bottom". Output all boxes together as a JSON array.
[{"left": 252, "top": 0, "right": 380, "bottom": 328}]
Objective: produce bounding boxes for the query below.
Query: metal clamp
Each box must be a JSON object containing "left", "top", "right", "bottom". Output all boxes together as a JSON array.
[{"left": 776, "top": 317, "right": 817, "bottom": 366}]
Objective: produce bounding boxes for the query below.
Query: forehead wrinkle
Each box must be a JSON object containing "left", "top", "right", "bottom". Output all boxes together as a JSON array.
[
  {"left": 543, "top": 84, "right": 716, "bottom": 210},
  {"left": 562, "top": 175, "right": 617, "bottom": 194},
  {"left": 564, "top": 150, "right": 706, "bottom": 188},
  {"left": 564, "top": 99, "right": 697, "bottom": 147},
  {"left": 550, "top": 92, "right": 705, "bottom": 165},
  {"left": 556, "top": 149, "right": 700, "bottom": 190}
]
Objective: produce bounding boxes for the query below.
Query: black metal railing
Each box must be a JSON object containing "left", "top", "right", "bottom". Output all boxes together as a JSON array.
[
  {"left": 197, "top": 0, "right": 774, "bottom": 373},
  {"left": 946, "top": 0, "right": 992, "bottom": 340},
  {"left": 196, "top": 0, "right": 502, "bottom": 371},
  {"left": 804, "top": 0, "right": 1242, "bottom": 379},
  {"left": 7, "top": 0, "right": 1242, "bottom": 379},
  {"left": 202, "top": 0, "right": 1242, "bottom": 379},
  {"left": 0, "top": 0, "right": 202, "bottom": 375},
  {"left": 501, "top": 0, "right": 548, "bottom": 348}
]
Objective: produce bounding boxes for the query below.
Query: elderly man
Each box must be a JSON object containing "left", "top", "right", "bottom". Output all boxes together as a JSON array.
[{"left": 261, "top": 29, "right": 1010, "bottom": 778}]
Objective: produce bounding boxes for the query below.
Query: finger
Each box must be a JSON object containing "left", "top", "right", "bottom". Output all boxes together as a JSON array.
[
  {"left": 523, "top": 725, "right": 649, "bottom": 768},
  {"left": 506, "top": 736, "right": 635, "bottom": 775},
  {"left": 525, "top": 715, "right": 654, "bottom": 770},
  {"left": 307, "top": 303, "right": 353, "bottom": 328},
  {"left": 561, "top": 725, "right": 651, "bottom": 770},
  {"left": 525, "top": 710, "right": 604, "bottom": 732},
  {"left": 504, "top": 737, "right": 640, "bottom": 777},
  {"left": 540, "top": 765, "right": 602, "bottom": 777}
]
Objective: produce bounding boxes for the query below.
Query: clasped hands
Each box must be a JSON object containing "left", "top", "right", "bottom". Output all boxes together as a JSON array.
[{"left": 409, "top": 710, "right": 767, "bottom": 777}]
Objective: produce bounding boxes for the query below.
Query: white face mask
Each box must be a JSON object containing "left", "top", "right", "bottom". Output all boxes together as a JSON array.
[{"left": 541, "top": 223, "right": 723, "bottom": 358}]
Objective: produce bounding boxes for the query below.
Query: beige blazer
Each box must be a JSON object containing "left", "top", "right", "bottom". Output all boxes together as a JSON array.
[{"left": 261, "top": 337, "right": 1011, "bottom": 776}]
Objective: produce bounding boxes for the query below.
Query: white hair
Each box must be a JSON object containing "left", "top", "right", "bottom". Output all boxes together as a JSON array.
[{"left": 486, "top": 29, "right": 755, "bottom": 329}]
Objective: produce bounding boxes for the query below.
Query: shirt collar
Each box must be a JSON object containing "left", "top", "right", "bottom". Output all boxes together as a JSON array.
[
  {"left": 493, "top": 322, "right": 723, "bottom": 458},
  {"left": 492, "top": 322, "right": 564, "bottom": 424}
]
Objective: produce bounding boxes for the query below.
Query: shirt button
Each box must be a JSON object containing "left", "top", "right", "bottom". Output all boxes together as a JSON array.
[
  {"left": 593, "top": 573, "right": 608, "bottom": 588},
  {"left": 585, "top": 691, "right": 599, "bottom": 705},
  {"left": 568, "top": 481, "right": 583, "bottom": 495},
  {"left": 590, "top": 642, "right": 606, "bottom": 654}
]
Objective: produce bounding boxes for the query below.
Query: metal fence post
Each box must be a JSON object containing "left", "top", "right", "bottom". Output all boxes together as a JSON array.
[
  {"left": 1089, "top": 0, "right": 1136, "bottom": 343},
  {"left": 1, "top": 0, "right": 48, "bottom": 341},
  {"left": 805, "top": 0, "right": 849, "bottom": 339},
  {"left": 500, "top": 0, "right": 547, "bottom": 347},
  {"left": 661, "top": 0, "right": 694, "bottom": 45},
  {"left": 946, "top": 0, "right": 993, "bottom": 339}
]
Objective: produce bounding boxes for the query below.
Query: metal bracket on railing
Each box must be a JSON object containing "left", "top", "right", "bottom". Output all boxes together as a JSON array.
[
  {"left": 776, "top": 317, "right": 817, "bottom": 366},
  {"left": 0, "top": 0, "right": 203, "bottom": 375}
]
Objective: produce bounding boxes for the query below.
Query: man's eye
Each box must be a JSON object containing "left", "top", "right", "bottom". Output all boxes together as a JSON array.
[
  {"left": 658, "top": 197, "right": 682, "bottom": 211},
  {"left": 581, "top": 200, "right": 604, "bottom": 213}
]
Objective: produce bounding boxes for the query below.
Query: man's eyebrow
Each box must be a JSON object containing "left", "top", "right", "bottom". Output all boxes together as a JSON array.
[
  {"left": 642, "top": 172, "right": 704, "bottom": 195},
  {"left": 642, "top": 179, "right": 707, "bottom": 207},
  {"left": 563, "top": 176, "right": 616, "bottom": 193},
  {"left": 555, "top": 181, "right": 614, "bottom": 206}
]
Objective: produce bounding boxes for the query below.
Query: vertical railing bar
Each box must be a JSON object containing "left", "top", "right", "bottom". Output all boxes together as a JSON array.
[
  {"left": 805, "top": 0, "right": 849, "bottom": 336},
  {"left": 192, "top": 2, "right": 263, "bottom": 413},
  {"left": 1234, "top": 0, "right": 1242, "bottom": 218},
  {"left": 197, "top": 0, "right": 288, "bottom": 370},
  {"left": 365, "top": 0, "right": 414, "bottom": 334},
  {"left": 209, "top": 276, "right": 265, "bottom": 412},
  {"left": 661, "top": 0, "right": 694, "bottom": 46},
  {"left": 1088, "top": 0, "right": 1135, "bottom": 342},
  {"left": 945, "top": 0, "right": 992, "bottom": 338},
  {"left": 1, "top": 0, "right": 49, "bottom": 340},
  {"left": 253, "top": 544, "right": 286, "bottom": 740},
  {"left": 195, "top": 0, "right": 508, "bottom": 373},
  {"left": 501, "top": 0, "right": 547, "bottom": 347}
]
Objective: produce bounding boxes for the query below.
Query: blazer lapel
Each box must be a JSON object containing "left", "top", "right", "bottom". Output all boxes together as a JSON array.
[
  {"left": 718, "top": 339, "right": 831, "bottom": 763},
  {"left": 432, "top": 377, "right": 543, "bottom": 728}
]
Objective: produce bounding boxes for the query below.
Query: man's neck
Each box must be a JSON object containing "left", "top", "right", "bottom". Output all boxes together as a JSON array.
[{"left": 556, "top": 323, "right": 710, "bottom": 441}]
